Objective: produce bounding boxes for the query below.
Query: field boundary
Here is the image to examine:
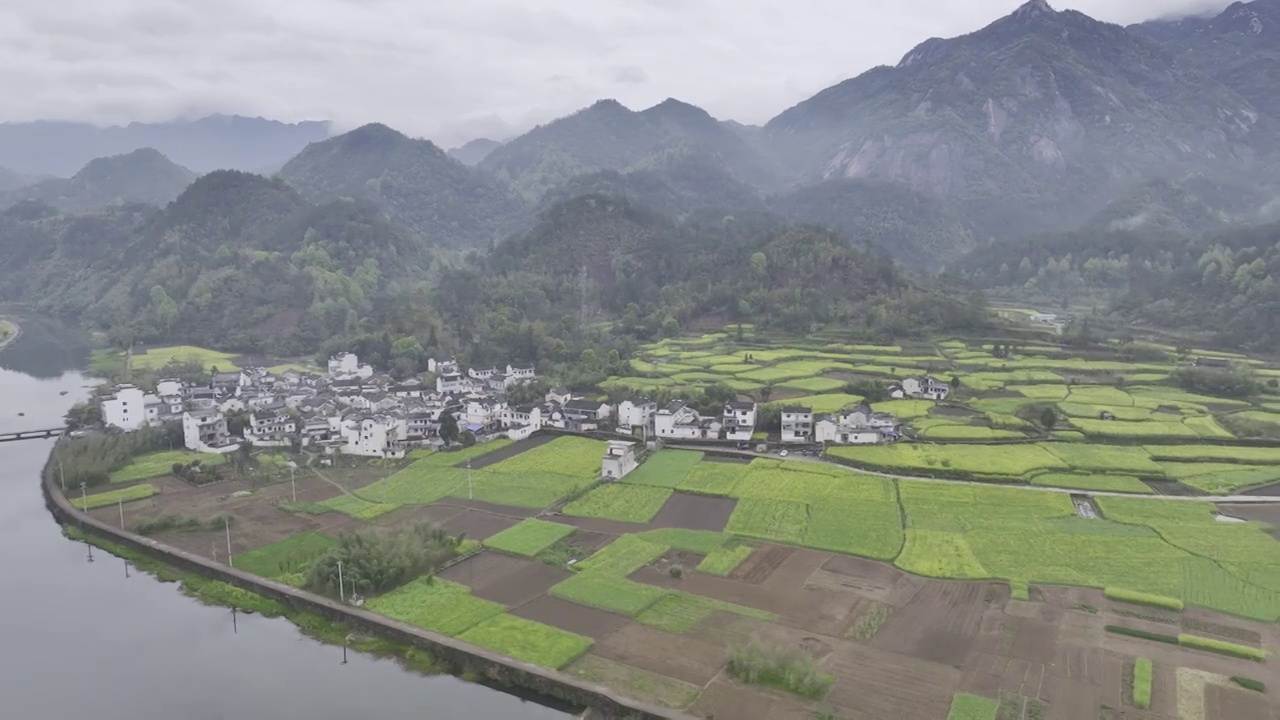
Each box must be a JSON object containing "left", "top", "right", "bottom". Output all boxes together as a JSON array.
[{"left": 40, "top": 466, "right": 694, "bottom": 720}]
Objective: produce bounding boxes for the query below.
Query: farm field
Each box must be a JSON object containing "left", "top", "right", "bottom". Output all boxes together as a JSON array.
[
  {"left": 130, "top": 344, "right": 241, "bottom": 372},
  {"left": 79, "top": 482, "right": 159, "bottom": 509},
  {"left": 109, "top": 449, "right": 227, "bottom": 483}
]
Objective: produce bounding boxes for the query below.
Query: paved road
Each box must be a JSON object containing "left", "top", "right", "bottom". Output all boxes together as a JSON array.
[{"left": 668, "top": 444, "right": 1280, "bottom": 505}]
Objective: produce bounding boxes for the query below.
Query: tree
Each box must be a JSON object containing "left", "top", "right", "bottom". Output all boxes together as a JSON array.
[
  {"left": 439, "top": 410, "right": 460, "bottom": 446},
  {"left": 1039, "top": 406, "right": 1058, "bottom": 431},
  {"left": 759, "top": 382, "right": 775, "bottom": 404}
]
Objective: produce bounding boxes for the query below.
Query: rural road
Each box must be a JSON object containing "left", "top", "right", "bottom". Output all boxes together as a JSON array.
[{"left": 668, "top": 444, "right": 1280, "bottom": 505}]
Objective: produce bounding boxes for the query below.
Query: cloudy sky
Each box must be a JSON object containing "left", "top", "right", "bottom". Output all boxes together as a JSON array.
[{"left": 0, "top": 0, "right": 1237, "bottom": 147}]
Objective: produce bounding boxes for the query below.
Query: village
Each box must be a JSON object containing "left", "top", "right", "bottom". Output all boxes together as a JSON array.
[{"left": 94, "top": 352, "right": 932, "bottom": 458}]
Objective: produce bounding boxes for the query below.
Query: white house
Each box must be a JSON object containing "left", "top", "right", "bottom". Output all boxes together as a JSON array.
[
  {"left": 501, "top": 404, "right": 543, "bottom": 429},
  {"left": 545, "top": 387, "right": 573, "bottom": 406},
  {"left": 601, "top": 441, "right": 638, "bottom": 480},
  {"left": 465, "top": 398, "right": 507, "bottom": 430},
  {"left": 156, "top": 379, "right": 183, "bottom": 397},
  {"left": 780, "top": 406, "right": 814, "bottom": 444},
  {"left": 505, "top": 364, "right": 537, "bottom": 384},
  {"left": 245, "top": 408, "right": 297, "bottom": 447},
  {"left": 900, "top": 376, "right": 951, "bottom": 401},
  {"left": 182, "top": 409, "right": 240, "bottom": 453},
  {"left": 616, "top": 398, "right": 657, "bottom": 433},
  {"left": 328, "top": 352, "right": 359, "bottom": 376},
  {"left": 337, "top": 413, "right": 406, "bottom": 458},
  {"left": 469, "top": 367, "right": 499, "bottom": 380},
  {"left": 101, "top": 384, "right": 162, "bottom": 431},
  {"left": 814, "top": 415, "right": 882, "bottom": 445},
  {"left": 437, "top": 372, "right": 469, "bottom": 394},
  {"left": 722, "top": 401, "right": 758, "bottom": 442},
  {"left": 654, "top": 401, "right": 720, "bottom": 440}
]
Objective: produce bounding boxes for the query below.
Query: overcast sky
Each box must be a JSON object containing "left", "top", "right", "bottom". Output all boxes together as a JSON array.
[{"left": 0, "top": 0, "right": 1237, "bottom": 147}]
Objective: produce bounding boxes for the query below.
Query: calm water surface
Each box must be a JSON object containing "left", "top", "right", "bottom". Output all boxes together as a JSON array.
[{"left": 0, "top": 316, "right": 571, "bottom": 720}]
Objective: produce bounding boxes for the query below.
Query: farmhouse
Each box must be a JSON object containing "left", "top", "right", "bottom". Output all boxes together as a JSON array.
[
  {"left": 813, "top": 403, "right": 900, "bottom": 445},
  {"left": 601, "top": 441, "right": 639, "bottom": 480},
  {"left": 181, "top": 409, "right": 240, "bottom": 453},
  {"left": 245, "top": 408, "right": 297, "bottom": 448},
  {"left": 897, "top": 375, "right": 951, "bottom": 401},
  {"left": 654, "top": 401, "right": 721, "bottom": 440},
  {"left": 100, "top": 384, "right": 162, "bottom": 431},
  {"left": 616, "top": 398, "right": 657, "bottom": 434},
  {"left": 722, "top": 401, "right": 758, "bottom": 442},
  {"left": 563, "top": 399, "right": 613, "bottom": 432},
  {"left": 336, "top": 413, "right": 407, "bottom": 459},
  {"left": 780, "top": 406, "right": 814, "bottom": 444}
]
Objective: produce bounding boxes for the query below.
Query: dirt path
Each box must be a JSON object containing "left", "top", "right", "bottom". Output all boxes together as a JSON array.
[{"left": 668, "top": 444, "right": 1280, "bottom": 504}]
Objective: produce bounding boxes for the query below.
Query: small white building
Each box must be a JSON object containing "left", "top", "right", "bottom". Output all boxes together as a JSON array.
[
  {"left": 722, "top": 401, "right": 758, "bottom": 442},
  {"left": 563, "top": 399, "right": 612, "bottom": 432},
  {"left": 328, "top": 352, "right": 359, "bottom": 376},
  {"left": 246, "top": 408, "right": 296, "bottom": 447},
  {"left": 616, "top": 398, "right": 657, "bottom": 433},
  {"left": 814, "top": 416, "right": 882, "bottom": 445},
  {"left": 101, "top": 384, "right": 161, "bottom": 431},
  {"left": 545, "top": 387, "right": 573, "bottom": 406},
  {"left": 653, "top": 401, "right": 720, "bottom": 440},
  {"left": 182, "top": 410, "right": 240, "bottom": 453},
  {"left": 899, "top": 376, "right": 951, "bottom": 401},
  {"left": 780, "top": 406, "right": 814, "bottom": 444},
  {"left": 505, "top": 364, "right": 536, "bottom": 384},
  {"left": 437, "top": 372, "right": 469, "bottom": 394},
  {"left": 337, "top": 413, "right": 406, "bottom": 459},
  {"left": 601, "top": 441, "right": 638, "bottom": 481}
]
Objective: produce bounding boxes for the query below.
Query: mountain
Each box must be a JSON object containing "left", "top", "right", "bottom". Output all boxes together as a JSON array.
[
  {"left": 0, "top": 170, "right": 437, "bottom": 355},
  {"left": 480, "top": 98, "right": 782, "bottom": 200},
  {"left": 1082, "top": 175, "right": 1278, "bottom": 235},
  {"left": 0, "top": 166, "right": 39, "bottom": 193},
  {"left": 0, "top": 115, "right": 331, "bottom": 177},
  {"left": 1, "top": 149, "right": 196, "bottom": 212},
  {"left": 763, "top": 0, "right": 1264, "bottom": 236},
  {"left": 279, "top": 123, "right": 526, "bottom": 249},
  {"left": 536, "top": 150, "right": 768, "bottom": 224},
  {"left": 448, "top": 138, "right": 503, "bottom": 166},
  {"left": 1131, "top": 0, "right": 1280, "bottom": 119},
  {"left": 768, "top": 179, "right": 978, "bottom": 268}
]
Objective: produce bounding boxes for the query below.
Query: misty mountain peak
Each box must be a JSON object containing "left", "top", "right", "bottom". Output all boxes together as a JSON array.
[
  {"left": 341, "top": 122, "right": 411, "bottom": 148},
  {"left": 1012, "top": 0, "right": 1056, "bottom": 20}
]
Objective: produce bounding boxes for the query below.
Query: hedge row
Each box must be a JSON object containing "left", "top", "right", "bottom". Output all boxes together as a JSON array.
[
  {"left": 1105, "top": 625, "right": 1177, "bottom": 644},
  {"left": 1132, "top": 659, "right": 1152, "bottom": 709},
  {"left": 1231, "top": 676, "right": 1266, "bottom": 693},
  {"left": 1178, "top": 634, "right": 1267, "bottom": 662},
  {"left": 1105, "top": 587, "right": 1185, "bottom": 612}
]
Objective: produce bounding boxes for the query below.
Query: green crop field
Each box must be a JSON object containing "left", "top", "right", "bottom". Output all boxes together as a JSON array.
[
  {"left": 1029, "top": 472, "right": 1154, "bottom": 494},
  {"left": 1011, "top": 385, "right": 1071, "bottom": 400},
  {"left": 1145, "top": 445, "right": 1280, "bottom": 464},
  {"left": 635, "top": 529, "right": 733, "bottom": 555},
  {"left": 551, "top": 573, "right": 668, "bottom": 616},
  {"left": 726, "top": 498, "right": 809, "bottom": 545},
  {"left": 78, "top": 483, "right": 158, "bottom": 510},
  {"left": 1040, "top": 444, "right": 1163, "bottom": 475},
  {"left": 457, "top": 614, "right": 593, "bottom": 669},
  {"left": 830, "top": 443, "right": 1067, "bottom": 477},
  {"left": 1157, "top": 462, "right": 1280, "bottom": 494},
  {"left": 948, "top": 693, "right": 999, "bottom": 720},
  {"left": 483, "top": 436, "right": 606, "bottom": 478},
  {"left": 624, "top": 450, "right": 703, "bottom": 488},
  {"left": 409, "top": 439, "right": 513, "bottom": 464},
  {"left": 563, "top": 484, "right": 673, "bottom": 523},
  {"left": 917, "top": 424, "right": 1026, "bottom": 440},
  {"left": 574, "top": 535, "right": 668, "bottom": 576},
  {"left": 131, "top": 345, "right": 240, "bottom": 372},
  {"left": 677, "top": 461, "right": 744, "bottom": 496},
  {"left": 896, "top": 530, "right": 988, "bottom": 579},
  {"left": 110, "top": 450, "right": 227, "bottom": 483},
  {"left": 872, "top": 400, "right": 945, "bottom": 419},
  {"left": 697, "top": 543, "right": 754, "bottom": 576},
  {"left": 781, "top": 377, "right": 846, "bottom": 393},
  {"left": 234, "top": 532, "right": 336, "bottom": 578},
  {"left": 483, "top": 519, "right": 577, "bottom": 557},
  {"left": 318, "top": 493, "right": 398, "bottom": 520},
  {"left": 636, "top": 592, "right": 772, "bottom": 634},
  {"left": 1072, "top": 419, "right": 1211, "bottom": 439},
  {"left": 367, "top": 577, "right": 505, "bottom": 636},
  {"left": 773, "top": 393, "right": 865, "bottom": 413}
]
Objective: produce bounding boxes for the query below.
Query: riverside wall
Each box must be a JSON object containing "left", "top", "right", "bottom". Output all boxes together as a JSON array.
[{"left": 41, "top": 470, "right": 694, "bottom": 720}]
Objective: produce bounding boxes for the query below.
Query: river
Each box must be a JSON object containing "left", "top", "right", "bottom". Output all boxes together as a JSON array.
[{"left": 0, "top": 316, "right": 571, "bottom": 720}]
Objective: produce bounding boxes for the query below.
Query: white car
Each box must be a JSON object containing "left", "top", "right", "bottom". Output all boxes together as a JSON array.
[{"left": 778, "top": 450, "right": 788, "bottom": 458}]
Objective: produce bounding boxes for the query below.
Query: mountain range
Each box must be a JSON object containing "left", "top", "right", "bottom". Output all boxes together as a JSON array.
[{"left": 4, "top": 0, "right": 1280, "bottom": 353}]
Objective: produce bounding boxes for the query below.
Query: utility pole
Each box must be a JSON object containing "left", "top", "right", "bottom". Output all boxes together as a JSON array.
[
  {"left": 80, "top": 482, "right": 87, "bottom": 513},
  {"left": 58, "top": 459, "right": 65, "bottom": 491},
  {"left": 290, "top": 466, "right": 296, "bottom": 504},
  {"left": 337, "top": 560, "right": 345, "bottom": 603},
  {"left": 224, "top": 516, "right": 233, "bottom": 567},
  {"left": 118, "top": 498, "right": 125, "bottom": 529},
  {"left": 467, "top": 459, "right": 473, "bottom": 501}
]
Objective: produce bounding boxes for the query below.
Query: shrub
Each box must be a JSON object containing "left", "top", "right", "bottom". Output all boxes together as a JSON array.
[
  {"left": 1105, "top": 588, "right": 1184, "bottom": 612},
  {"left": 669, "top": 565, "right": 684, "bottom": 579},
  {"left": 1177, "top": 634, "right": 1266, "bottom": 661},
  {"left": 305, "top": 522, "right": 462, "bottom": 597},
  {"left": 1231, "top": 676, "right": 1266, "bottom": 693},
  {"left": 726, "top": 640, "right": 835, "bottom": 700},
  {"left": 1132, "top": 658, "right": 1152, "bottom": 709},
  {"left": 1104, "top": 625, "right": 1177, "bottom": 645}
]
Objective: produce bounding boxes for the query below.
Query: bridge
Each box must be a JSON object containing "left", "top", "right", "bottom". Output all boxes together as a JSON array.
[{"left": 0, "top": 428, "right": 66, "bottom": 443}]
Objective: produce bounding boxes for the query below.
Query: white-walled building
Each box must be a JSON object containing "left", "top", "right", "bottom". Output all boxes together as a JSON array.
[
  {"left": 898, "top": 376, "right": 951, "bottom": 401},
  {"left": 245, "top": 408, "right": 297, "bottom": 447},
  {"left": 601, "top": 441, "right": 638, "bottom": 480},
  {"left": 723, "top": 401, "right": 758, "bottom": 442},
  {"left": 653, "top": 401, "right": 721, "bottom": 440},
  {"left": 101, "top": 384, "right": 161, "bottom": 431},
  {"left": 336, "top": 413, "right": 407, "bottom": 459},
  {"left": 182, "top": 410, "right": 240, "bottom": 453},
  {"left": 780, "top": 406, "right": 814, "bottom": 444},
  {"left": 505, "top": 365, "right": 536, "bottom": 384},
  {"left": 563, "top": 399, "right": 612, "bottom": 432},
  {"left": 814, "top": 417, "right": 882, "bottom": 445},
  {"left": 328, "top": 352, "right": 359, "bottom": 376},
  {"left": 616, "top": 398, "right": 657, "bottom": 433}
]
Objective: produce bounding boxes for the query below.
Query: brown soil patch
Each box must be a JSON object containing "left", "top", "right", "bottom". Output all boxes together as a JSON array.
[
  {"left": 1180, "top": 612, "right": 1265, "bottom": 647},
  {"left": 687, "top": 610, "right": 769, "bottom": 647},
  {"left": 751, "top": 623, "right": 836, "bottom": 661},
  {"left": 1037, "top": 585, "right": 1106, "bottom": 613},
  {"left": 511, "top": 596, "right": 630, "bottom": 641},
  {"left": 1044, "top": 675, "right": 1100, "bottom": 720},
  {"left": 703, "top": 454, "right": 752, "bottom": 465},
  {"left": 778, "top": 586, "right": 867, "bottom": 637},
  {"left": 436, "top": 509, "right": 522, "bottom": 541},
  {"left": 687, "top": 678, "right": 813, "bottom": 720},
  {"left": 1239, "top": 482, "right": 1280, "bottom": 498},
  {"left": 629, "top": 549, "right": 705, "bottom": 589},
  {"left": 551, "top": 514, "right": 649, "bottom": 535},
  {"left": 1007, "top": 615, "right": 1060, "bottom": 665},
  {"left": 732, "top": 544, "right": 794, "bottom": 584},
  {"left": 372, "top": 503, "right": 463, "bottom": 527},
  {"left": 431, "top": 498, "right": 539, "bottom": 518},
  {"left": 760, "top": 548, "right": 830, "bottom": 591},
  {"left": 564, "top": 530, "right": 615, "bottom": 554},
  {"left": 814, "top": 555, "right": 906, "bottom": 601},
  {"left": 825, "top": 641, "right": 961, "bottom": 719},
  {"left": 1205, "top": 682, "right": 1270, "bottom": 720},
  {"left": 438, "top": 551, "right": 570, "bottom": 606},
  {"left": 649, "top": 492, "right": 736, "bottom": 531},
  {"left": 871, "top": 580, "right": 992, "bottom": 667},
  {"left": 594, "top": 623, "right": 727, "bottom": 686},
  {"left": 464, "top": 433, "right": 557, "bottom": 469},
  {"left": 677, "top": 572, "right": 796, "bottom": 615}
]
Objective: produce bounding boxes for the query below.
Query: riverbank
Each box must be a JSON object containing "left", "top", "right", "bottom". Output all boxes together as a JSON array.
[{"left": 41, "top": 459, "right": 685, "bottom": 720}]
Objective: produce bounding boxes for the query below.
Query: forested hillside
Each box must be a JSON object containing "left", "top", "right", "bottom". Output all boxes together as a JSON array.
[{"left": 0, "top": 149, "right": 195, "bottom": 212}]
